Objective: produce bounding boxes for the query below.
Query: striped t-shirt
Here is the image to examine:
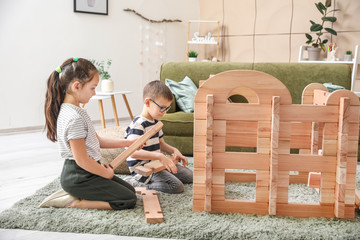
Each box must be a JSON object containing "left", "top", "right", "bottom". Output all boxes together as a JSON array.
[
  {"left": 125, "top": 116, "right": 164, "bottom": 183},
  {"left": 57, "top": 103, "right": 101, "bottom": 161}
]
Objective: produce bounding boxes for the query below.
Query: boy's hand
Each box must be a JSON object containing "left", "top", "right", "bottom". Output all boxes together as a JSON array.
[
  {"left": 172, "top": 148, "right": 188, "bottom": 166},
  {"left": 160, "top": 155, "right": 177, "bottom": 174}
]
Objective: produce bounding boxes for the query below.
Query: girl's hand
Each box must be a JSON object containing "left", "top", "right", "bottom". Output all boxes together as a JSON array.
[
  {"left": 160, "top": 155, "right": 177, "bottom": 174},
  {"left": 103, "top": 164, "right": 115, "bottom": 179},
  {"left": 172, "top": 148, "right": 188, "bottom": 166},
  {"left": 127, "top": 138, "right": 145, "bottom": 150}
]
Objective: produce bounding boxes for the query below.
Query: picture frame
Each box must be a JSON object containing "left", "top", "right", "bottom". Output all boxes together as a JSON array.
[{"left": 74, "top": 0, "right": 108, "bottom": 15}]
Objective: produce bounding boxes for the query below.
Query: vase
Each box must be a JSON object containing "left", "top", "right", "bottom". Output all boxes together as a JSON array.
[
  {"left": 307, "top": 47, "right": 321, "bottom": 61},
  {"left": 344, "top": 54, "right": 352, "bottom": 62},
  {"left": 188, "top": 57, "right": 197, "bottom": 62},
  {"left": 101, "top": 79, "right": 114, "bottom": 92}
]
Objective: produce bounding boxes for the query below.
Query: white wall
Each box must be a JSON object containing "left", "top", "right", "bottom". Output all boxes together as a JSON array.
[{"left": 0, "top": 0, "right": 199, "bottom": 130}]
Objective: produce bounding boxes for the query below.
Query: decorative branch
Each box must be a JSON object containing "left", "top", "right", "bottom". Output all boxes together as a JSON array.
[{"left": 123, "top": 8, "right": 182, "bottom": 23}]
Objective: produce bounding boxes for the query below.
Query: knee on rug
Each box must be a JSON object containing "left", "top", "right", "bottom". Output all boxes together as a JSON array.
[{"left": 110, "top": 198, "right": 137, "bottom": 210}]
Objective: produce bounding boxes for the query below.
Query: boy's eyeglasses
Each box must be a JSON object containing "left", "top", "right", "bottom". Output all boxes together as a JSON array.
[{"left": 150, "top": 99, "right": 171, "bottom": 113}]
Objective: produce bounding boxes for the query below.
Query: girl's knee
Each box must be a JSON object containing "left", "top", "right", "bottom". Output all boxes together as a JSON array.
[{"left": 110, "top": 196, "right": 137, "bottom": 210}]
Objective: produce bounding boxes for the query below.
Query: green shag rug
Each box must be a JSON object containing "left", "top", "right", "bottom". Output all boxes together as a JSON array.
[{"left": 1, "top": 161, "right": 360, "bottom": 240}]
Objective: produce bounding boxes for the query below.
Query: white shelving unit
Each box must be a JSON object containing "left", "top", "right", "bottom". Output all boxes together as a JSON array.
[
  {"left": 186, "top": 20, "right": 220, "bottom": 62},
  {"left": 298, "top": 45, "right": 360, "bottom": 96}
]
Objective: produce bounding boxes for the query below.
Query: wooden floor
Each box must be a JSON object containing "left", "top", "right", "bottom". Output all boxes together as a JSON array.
[{"left": 0, "top": 120, "right": 163, "bottom": 240}]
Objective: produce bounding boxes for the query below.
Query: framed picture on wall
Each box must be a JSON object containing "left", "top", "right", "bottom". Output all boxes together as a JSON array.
[{"left": 74, "top": 0, "right": 108, "bottom": 15}]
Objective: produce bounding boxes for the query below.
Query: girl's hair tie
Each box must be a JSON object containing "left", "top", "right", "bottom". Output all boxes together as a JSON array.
[
  {"left": 55, "top": 66, "right": 62, "bottom": 73},
  {"left": 73, "top": 57, "right": 79, "bottom": 62}
]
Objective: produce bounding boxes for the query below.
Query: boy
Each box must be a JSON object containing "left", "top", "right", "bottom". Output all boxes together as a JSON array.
[{"left": 125, "top": 80, "right": 193, "bottom": 193}]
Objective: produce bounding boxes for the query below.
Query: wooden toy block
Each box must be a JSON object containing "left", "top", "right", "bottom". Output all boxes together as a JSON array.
[
  {"left": 192, "top": 70, "right": 359, "bottom": 219},
  {"left": 301, "top": 83, "right": 328, "bottom": 105},
  {"left": 355, "top": 190, "right": 360, "bottom": 209},
  {"left": 135, "top": 166, "right": 153, "bottom": 177},
  {"left": 313, "top": 89, "right": 331, "bottom": 105},
  {"left": 135, "top": 187, "right": 164, "bottom": 224},
  {"left": 134, "top": 160, "right": 167, "bottom": 177},
  {"left": 308, "top": 172, "right": 321, "bottom": 189},
  {"left": 144, "top": 160, "right": 167, "bottom": 172},
  {"left": 110, "top": 121, "right": 163, "bottom": 169},
  {"left": 320, "top": 188, "right": 335, "bottom": 204}
]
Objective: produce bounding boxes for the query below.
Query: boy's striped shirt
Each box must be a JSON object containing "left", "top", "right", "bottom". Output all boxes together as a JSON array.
[{"left": 125, "top": 116, "right": 163, "bottom": 182}]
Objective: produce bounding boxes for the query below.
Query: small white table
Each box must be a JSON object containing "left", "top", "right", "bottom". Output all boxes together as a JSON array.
[{"left": 84, "top": 91, "right": 134, "bottom": 129}]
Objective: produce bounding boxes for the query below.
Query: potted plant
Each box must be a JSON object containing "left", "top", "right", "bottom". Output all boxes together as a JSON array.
[
  {"left": 188, "top": 50, "right": 198, "bottom": 62},
  {"left": 90, "top": 59, "right": 113, "bottom": 92},
  {"left": 344, "top": 50, "right": 352, "bottom": 61},
  {"left": 305, "top": 0, "right": 339, "bottom": 60}
]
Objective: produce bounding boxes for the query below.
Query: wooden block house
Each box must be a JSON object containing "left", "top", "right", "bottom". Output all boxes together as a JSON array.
[{"left": 192, "top": 70, "right": 360, "bottom": 219}]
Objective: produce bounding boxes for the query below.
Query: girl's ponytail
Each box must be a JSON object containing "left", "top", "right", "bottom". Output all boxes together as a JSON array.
[{"left": 44, "top": 71, "right": 65, "bottom": 142}]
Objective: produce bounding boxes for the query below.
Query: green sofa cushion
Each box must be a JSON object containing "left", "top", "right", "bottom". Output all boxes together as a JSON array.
[{"left": 160, "top": 111, "right": 194, "bottom": 136}]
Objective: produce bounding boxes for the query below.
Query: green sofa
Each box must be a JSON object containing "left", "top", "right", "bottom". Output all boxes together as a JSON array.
[{"left": 159, "top": 62, "right": 354, "bottom": 157}]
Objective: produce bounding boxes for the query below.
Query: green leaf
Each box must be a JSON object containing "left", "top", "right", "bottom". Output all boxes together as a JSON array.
[
  {"left": 320, "top": 43, "right": 326, "bottom": 52},
  {"left": 315, "top": 3, "right": 324, "bottom": 14},
  {"left": 325, "top": 0, "right": 331, "bottom": 8},
  {"left": 310, "top": 24, "right": 323, "bottom": 32},
  {"left": 306, "top": 40, "right": 313, "bottom": 45},
  {"left": 325, "top": 28, "right": 337, "bottom": 35},
  {"left": 310, "top": 20, "right": 315, "bottom": 25},
  {"left": 305, "top": 33, "right": 312, "bottom": 40},
  {"left": 316, "top": 32, "right": 323, "bottom": 36},
  {"left": 319, "top": 2, "right": 326, "bottom": 11},
  {"left": 322, "top": 17, "right": 337, "bottom": 22},
  {"left": 322, "top": 39, "right": 329, "bottom": 44}
]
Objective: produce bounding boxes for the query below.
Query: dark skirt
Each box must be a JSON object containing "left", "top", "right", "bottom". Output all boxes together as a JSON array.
[{"left": 60, "top": 159, "right": 136, "bottom": 210}]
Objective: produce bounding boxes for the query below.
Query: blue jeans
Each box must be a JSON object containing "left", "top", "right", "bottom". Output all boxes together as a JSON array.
[{"left": 146, "top": 164, "right": 193, "bottom": 194}]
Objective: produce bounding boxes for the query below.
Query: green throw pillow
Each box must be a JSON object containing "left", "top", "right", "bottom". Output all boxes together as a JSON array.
[
  {"left": 323, "top": 83, "right": 345, "bottom": 93},
  {"left": 165, "top": 76, "right": 198, "bottom": 113}
]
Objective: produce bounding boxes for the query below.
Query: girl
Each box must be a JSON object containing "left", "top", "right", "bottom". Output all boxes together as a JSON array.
[{"left": 41, "top": 57, "right": 137, "bottom": 210}]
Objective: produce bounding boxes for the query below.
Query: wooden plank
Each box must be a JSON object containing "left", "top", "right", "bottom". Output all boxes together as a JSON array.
[
  {"left": 276, "top": 203, "right": 334, "bottom": 218},
  {"left": 211, "top": 200, "right": 269, "bottom": 215},
  {"left": 205, "top": 94, "right": 214, "bottom": 212},
  {"left": 280, "top": 105, "right": 339, "bottom": 122},
  {"left": 226, "top": 133, "right": 257, "bottom": 147},
  {"left": 213, "top": 104, "right": 272, "bottom": 121},
  {"left": 110, "top": 121, "right": 163, "bottom": 169},
  {"left": 135, "top": 187, "right": 164, "bottom": 224},
  {"left": 213, "top": 152, "right": 269, "bottom": 170},
  {"left": 269, "top": 96, "right": 280, "bottom": 215},
  {"left": 335, "top": 98, "right": 350, "bottom": 218},
  {"left": 278, "top": 154, "right": 336, "bottom": 172},
  {"left": 225, "top": 171, "right": 256, "bottom": 182}
]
